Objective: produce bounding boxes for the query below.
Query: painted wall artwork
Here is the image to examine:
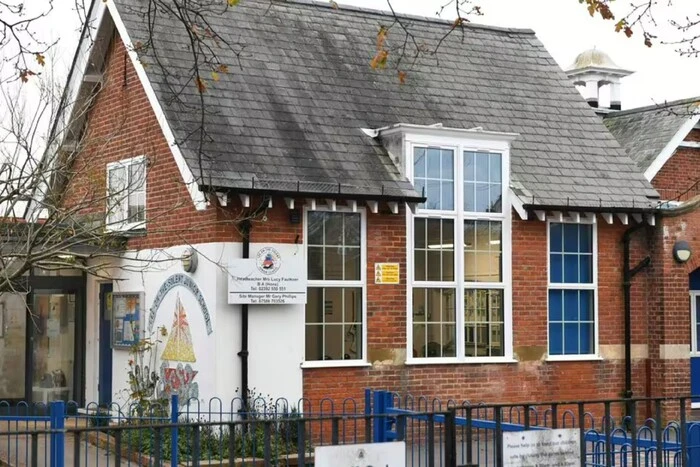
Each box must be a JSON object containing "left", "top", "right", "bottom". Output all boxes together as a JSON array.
[{"left": 158, "top": 294, "right": 199, "bottom": 403}]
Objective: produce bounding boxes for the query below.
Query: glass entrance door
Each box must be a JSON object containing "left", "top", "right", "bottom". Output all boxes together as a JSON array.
[
  {"left": 30, "top": 293, "right": 76, "bottom": 404},
  {"left": 0, "top": 294, "right": 27, "bottom": 401}
]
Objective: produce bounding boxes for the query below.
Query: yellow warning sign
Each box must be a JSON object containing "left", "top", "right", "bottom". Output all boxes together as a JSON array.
[{"left": 375, "top": 263, "right": 400, "bottom": 284}]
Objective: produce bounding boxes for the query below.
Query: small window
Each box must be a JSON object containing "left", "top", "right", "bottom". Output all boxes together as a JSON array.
[
  {"left": 548, "top": 222, "right": 596, "bottom": 356},
  {"left": 305, "top": 211, "right": 365, "bottom": 363},
  {"left": 106, "top": 156, "right": 146, "bottom": 230}
]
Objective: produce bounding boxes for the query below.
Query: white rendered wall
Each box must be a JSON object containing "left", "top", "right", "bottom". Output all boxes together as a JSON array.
[{"left": 83, "top": 241, "right": 303, "bottom": 412}]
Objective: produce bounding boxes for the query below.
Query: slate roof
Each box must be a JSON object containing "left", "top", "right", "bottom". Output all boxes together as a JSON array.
[
  {"left": 603, "top": 97, "right": 700, "bottom": 172},
  {"left": 113, "top": 0, "right": 658, "bottom": 209}
]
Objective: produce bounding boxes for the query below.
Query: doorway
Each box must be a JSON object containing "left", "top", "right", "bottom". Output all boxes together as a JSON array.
[
  {"left": 0, "top": 272, "right": 85, "bottom": 405},
  {"left": 691, "top": 268, "right": 700, "bottom": 407},
  {"left": 98, "top": 283, "right": 113, "bottom": 406}
]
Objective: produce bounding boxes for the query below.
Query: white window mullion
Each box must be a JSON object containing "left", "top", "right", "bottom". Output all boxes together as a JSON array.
[{"left": 455, "top": 142, "right": 465, "bottom": 359}]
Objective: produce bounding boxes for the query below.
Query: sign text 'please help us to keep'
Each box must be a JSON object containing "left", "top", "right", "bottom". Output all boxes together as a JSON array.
[{"left": 228, "top": 246, "right": 307, "bottom": 305}]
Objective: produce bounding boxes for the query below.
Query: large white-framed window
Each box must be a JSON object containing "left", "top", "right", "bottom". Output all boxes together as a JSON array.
[
  {"left": 547, "top": 221, "right": 598, "bottom": 360},
  {"left": 303, "top": 208, "right": 368, "bottom": 368},
  {"left": 407, "top": 136, "right": 513, "bottom": 364},
  {"left": 106, "top": 155, "right": 146, "bottom": 231}
]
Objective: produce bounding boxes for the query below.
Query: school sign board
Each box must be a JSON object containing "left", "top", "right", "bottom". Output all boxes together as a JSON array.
[
  {"left": 228, "top": 245, "right": 307, "bottom": 305},
  {"left": 315, "top": 442, "right": 405, "bottom": 467},
  {"left": 503, "top": 428, "right": 580, "bottom": 466}
]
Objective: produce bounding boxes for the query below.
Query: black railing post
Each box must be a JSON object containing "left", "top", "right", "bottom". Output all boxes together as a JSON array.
[
  {"left": 427, "top": 413, "right": 435, "bottom": 467},
  {"left": 154, "top": 428, "right": 162, "bottom": 467},
  {"left": 193, "top": 424, "right": 201, "bottom": 467},
  {"left": 263, "top": 421, "right": 272, "bottom": 467},
  {"left": 364, "top": 412, "right": 372, "bottom": 443},
  {"left": 631, "top": 400, "right": 638, "bottom": 467},
  {"left": 495, "top": 407, "right": 503, "bottom": 467},
  {"left": 578, "top": 403, "right": 586, "bottom": 463},
  {"left": 297, "top": 419, "right": 306, "bottom": 467},
  {"left": 524, "top": 405, "right": 531, "bottom": 430},
  {"left": 228, "top": 423, "right": 236, "bottom": 467},
  {"left": 466, "top": 406, "right": 473, "bottom": 466},
  {"left": 30, "top": 432, "right": 38, "bottom": 467},
  {"left": 396, "top": 414, "right": 406, "bottom": 441},
  {"left": 73, "top": 432, "right": 80, "bottom": 467},
  {"left": 444, "top": 409, "right": 457, "bottom": 467},
  {"left": 114, "top": 429, "right": 122, "bottom": 466},
  {"left": 604, "top": 401, "right": 612, "bottom": 467},
  {"left": 332, "top": 417, "right": 340, "bottom": 445},
  {"left": 681, "top": 397, "right": 688, "bottom": 467},
  {"left": 551, "top": 404, "right": 558, "bottom": 429},
  {"left": 656, "top": 400, "right": 663, "bottom": 467}
]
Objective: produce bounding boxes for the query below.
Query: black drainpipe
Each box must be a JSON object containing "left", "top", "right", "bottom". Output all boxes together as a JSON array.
[
  {"left": 238, "top": 218, "right": 252, "bottom": 416},
  {"left": 623, "top": 223, "right": 651, "bottom": 402}
]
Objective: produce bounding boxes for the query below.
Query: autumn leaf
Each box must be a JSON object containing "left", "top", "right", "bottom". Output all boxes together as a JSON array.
[
  {"left": 614, "top": 20, "right": 625, "bottom": 32},
  {"left": 35, "top": 53, "right": 45, "bottom": 66},
  {"left": 370, "top": 49, "right": 389, "bottom": 69},
  {"left": 398, "top": 70, "right": 407, "bottom": 85},
  {"left": 453, "top": 17, "right": 464, "bottom": 28},
  {"left": 196, "top": 76, "right": 207, "bottom": 93},
  {"left": 227, "top": 0, "right": 239, "bottom": 6},
  {"left": 217, "top": 64, "right": 229, "bottom": 73},
  {"left": 19, "top": 69, "right": 35, "bottom": 83},
  {"left": 624, "top": 26, "right": 633, "bottom": 38},
  {"left": 329, "top": 0, "right": 338, "bottom": 9},
  {"left": 376, "top": 25, "right": 388, "bottom": 50},
  {"left": 211, "top": 71, "right": 220, "bottom": 81}
]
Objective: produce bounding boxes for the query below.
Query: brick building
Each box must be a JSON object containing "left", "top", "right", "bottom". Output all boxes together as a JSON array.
[{"left": 3, "top": 0, "right": 699, "bottom": 411}]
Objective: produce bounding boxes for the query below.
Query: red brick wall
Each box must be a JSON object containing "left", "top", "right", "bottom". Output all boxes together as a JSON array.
[
  {"left": 304, "top": 216, "right": 652, "bottom": 408},
  {"left": 651, "top": 129, "right": 700, "bottom": 201}
]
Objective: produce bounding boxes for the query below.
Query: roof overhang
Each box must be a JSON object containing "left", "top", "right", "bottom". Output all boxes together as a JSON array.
[
  {"left": 644, "top": 111, "right": 700, "bottom": 181},
  {"left": 367, "top": 123, "right": 519, "bottom": 142},
  {"left": 510, "top": 188, "right": 658, "bottom": 226}
]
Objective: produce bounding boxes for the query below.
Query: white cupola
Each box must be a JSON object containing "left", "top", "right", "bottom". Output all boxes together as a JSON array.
[{"left": 565, "top": 48, "right": 633, "bottom": 111}]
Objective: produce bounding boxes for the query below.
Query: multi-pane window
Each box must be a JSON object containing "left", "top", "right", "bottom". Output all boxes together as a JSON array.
[
  {"left": 411, "top": 145, "right": 508, "bottom": 360},
  {"left": 306, "top": 211, "right": 364, "bottom": 362},
  {"left": 106, "top": 156, "right": 146, "bottom": 229},
  {"left": 548, "top": 223, "right": 596, "bottom": 356}
]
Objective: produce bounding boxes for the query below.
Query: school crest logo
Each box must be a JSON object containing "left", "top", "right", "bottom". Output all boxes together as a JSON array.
[{"left": 256, "top": 247, "right": 282, "bottom": 275}]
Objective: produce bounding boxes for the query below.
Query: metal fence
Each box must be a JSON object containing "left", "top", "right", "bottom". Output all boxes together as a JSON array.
[{"left": 2, "top": 391, "right": 700, "bottom": 466}]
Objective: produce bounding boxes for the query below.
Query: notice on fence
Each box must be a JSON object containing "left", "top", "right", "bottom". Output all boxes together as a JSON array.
[
  {"left": 315, "top": 442, "right": 405, "bottom": 467},
  {"left": 503, "top": 428, "right": 580, "bottom": 467}
]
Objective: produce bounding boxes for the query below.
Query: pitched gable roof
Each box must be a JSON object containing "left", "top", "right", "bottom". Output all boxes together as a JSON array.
[
  {"left": 107, "top": 0, "right": 657, "bottom": 209},
  {"left": 603, "top": 97, "right": 700, "bottom": 180}
]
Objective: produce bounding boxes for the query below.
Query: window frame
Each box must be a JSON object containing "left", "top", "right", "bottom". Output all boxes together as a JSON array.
[
  {"left": 105, "top": 155, "right": 147, "bottom": 232},
  {"left": 301, "top": 206, "right": 369, "bottom": 369},
  {"left": 546, "top": 218, "right": 599, "bottom": 361},
  {"left": 405, "top": 134, "right": 514, "bottom": 364}
]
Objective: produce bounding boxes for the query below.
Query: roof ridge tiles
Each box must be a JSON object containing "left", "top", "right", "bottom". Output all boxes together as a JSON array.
[
  {"left": 272, "top": 0, "right": 537, "bottom": 35},
  {"left": 605, "top": 96, "right": 700, "bottom": 118}
]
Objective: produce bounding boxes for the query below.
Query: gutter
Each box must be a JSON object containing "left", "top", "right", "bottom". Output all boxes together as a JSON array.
[
  {"left": 622, "top": 224, "right": 650, "bottom": 404},
  {"left": 238, "top": 219, "right": 251, "bottom": 418}
]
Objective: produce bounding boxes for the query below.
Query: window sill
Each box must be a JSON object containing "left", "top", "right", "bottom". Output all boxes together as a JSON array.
[
  {"left": 545, "top": 354, "right": 603, "bottom": 362},
  {"left": 406, "top": 356, "right": 518, "bottom": 365},
  {"left": 105, "top": 221, "right": 146, "bottom": 235},
  {"left": 301, "top": 360, "right": 371, "bottom": 369}
]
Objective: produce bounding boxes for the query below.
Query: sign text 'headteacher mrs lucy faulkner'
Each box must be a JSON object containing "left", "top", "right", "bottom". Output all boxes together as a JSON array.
[{"left": 228, "top": 246, "right": 307, "bottom": 305}]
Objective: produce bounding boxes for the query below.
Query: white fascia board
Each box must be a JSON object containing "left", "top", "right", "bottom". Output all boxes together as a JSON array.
[
  {"left": 509, "top": 189, "right": 528, "bottom": 220},
  {"left": 644, "top": 113, "right": 700, "bottom": 181},
  {"left": 105, "top": 2, "right": 208, "bottom": 211},
  {"left": 375, "top": 123, "right": 519, "bottom": 143}
]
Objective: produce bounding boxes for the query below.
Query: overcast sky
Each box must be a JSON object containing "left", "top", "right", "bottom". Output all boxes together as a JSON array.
[{"left": 22, "top": 0, "right": 700, "bottom": 110}]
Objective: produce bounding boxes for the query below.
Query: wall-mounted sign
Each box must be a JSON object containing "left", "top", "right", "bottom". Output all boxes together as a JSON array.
[
  {"left": 228, "top": 246, "right": 306, "bottom": 305},
  {"left": 375, "top": 263, "right": 400, "bottom": 284},
  {"left": 503, "top": 428, "right": 580, "bottom": 466},
  {"left": 315, "top": 442, "right": 405, "bottom": 467},
  {"left": 112, "top": 292, "right": 143, "bottom": 349}
]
